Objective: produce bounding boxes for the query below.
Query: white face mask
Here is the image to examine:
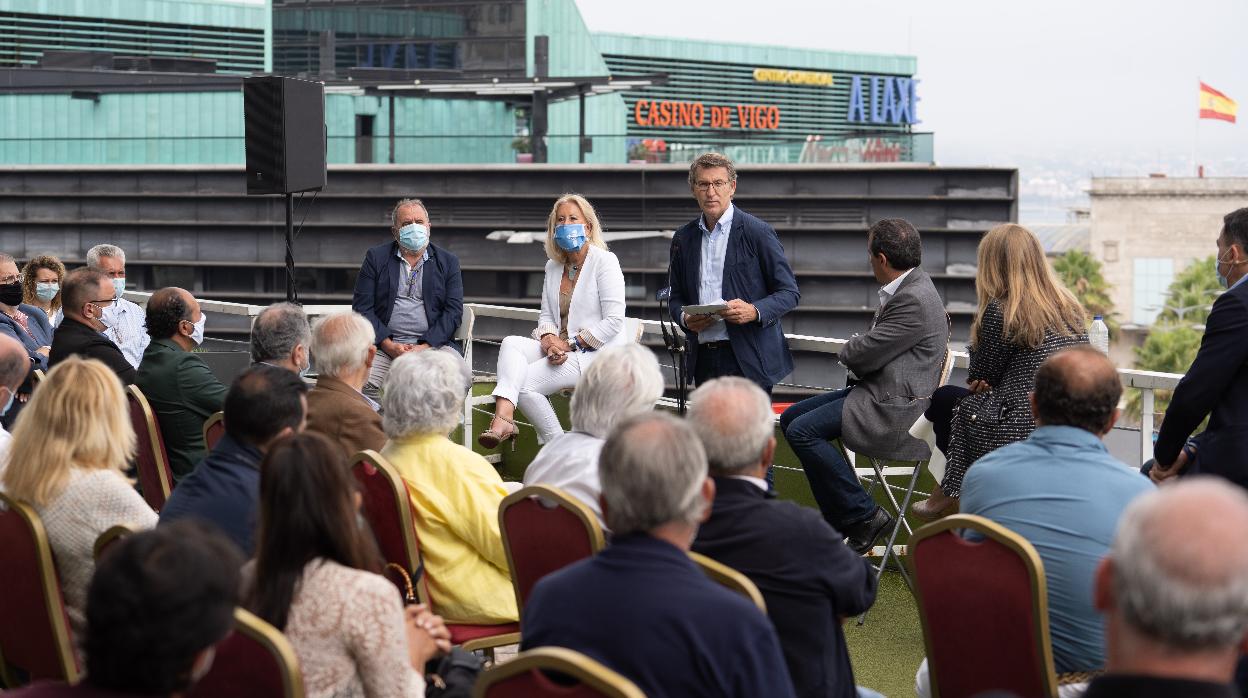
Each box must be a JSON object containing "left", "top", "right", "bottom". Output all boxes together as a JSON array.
[
  {"left": 90, "top": 302, "right": 116, "bottom": 329},
  {"left": 111, "top": 277, "right": 126, "bottom": 298},
  {"left": 187, "top": 314, "right": 206, "bottom": 346}
]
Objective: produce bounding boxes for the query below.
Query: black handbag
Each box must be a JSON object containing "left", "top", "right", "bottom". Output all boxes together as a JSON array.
[{"left": 383, "top": 564, "right": 483, "bottom": 697}]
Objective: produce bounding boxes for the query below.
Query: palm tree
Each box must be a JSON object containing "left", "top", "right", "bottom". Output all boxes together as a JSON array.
[{"left": 1052, "top": 250, "right": 1117, "bottom": 335}]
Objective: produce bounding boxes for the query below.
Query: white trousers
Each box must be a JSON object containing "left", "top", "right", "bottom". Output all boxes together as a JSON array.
[
  {"left": 492, "top": 335, "right": 585, "bottom": 444},
  {"left": 914, "top": 658, "right": 1086, "bottom": 698},
  {"left": 364, "top": 345, "right": 472, "bottom": 400}
]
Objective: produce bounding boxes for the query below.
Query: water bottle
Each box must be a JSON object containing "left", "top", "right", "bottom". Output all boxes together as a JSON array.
[{"left": 1089, "top": 315, "right": 1109, "bottom": 355}]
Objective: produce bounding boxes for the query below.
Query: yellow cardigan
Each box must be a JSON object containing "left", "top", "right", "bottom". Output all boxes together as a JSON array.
[{"left": 382, "top": 433, "right": 518, "bottom": 624}]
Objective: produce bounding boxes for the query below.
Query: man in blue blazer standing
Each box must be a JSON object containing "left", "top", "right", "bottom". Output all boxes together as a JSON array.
[
  {"left": 352, "top": 198, "right": 466, "bottom": 398},
  {"left": 1152, "top": 207, "right": 1248, "bottom": 488},
  {"left": 667, "top": 153, "right": 800, "bottom": 394}
]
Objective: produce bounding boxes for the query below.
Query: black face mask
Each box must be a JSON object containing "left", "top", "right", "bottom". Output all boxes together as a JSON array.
[{"left": 0, "top": 282, "right": 22, "bottom": 307}]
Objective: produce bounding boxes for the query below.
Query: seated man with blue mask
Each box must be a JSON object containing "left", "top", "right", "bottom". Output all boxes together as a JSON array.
[
  {"left": 352, "top": 197, "right": 467, "bottom": 399},
  {"left": 86, "top": 243, "right": 149, "bottom": 369},
  {"left": 136, "top": 287, "right": 227, "bottom": 481}
]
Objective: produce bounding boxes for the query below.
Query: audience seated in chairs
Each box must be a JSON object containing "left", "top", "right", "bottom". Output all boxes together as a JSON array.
[
  {"left": 780, "top": 218, "right": 948, "bottom": 554},
  {"left": 1086, "top": 478, "right": 1248, "bottom": 698},
  {"left": 0, "top": 356, "right": 157, "bottom": 644},
  {"left": 250, "top": 302, "right": 312, "bottom": 375},
  {"left": 916, "top": 347, "right": 1154, "bottom": 697},
  {"left": 135, "top": 287, "right": 227, "bottom": 482},
  {"left": 5, "top": 521, "right": 242, "bottom": 697},
  {"left": 521, "top": 343, "right": 664, "bottom": 527},
  {"left": 915, "top": 223, "right": 1088, "bottom": 520},
  {"left": 305, "top": 311, "right": 387, "bottom": 459},
  {"left": 246, "top": 431, "right": 450, "bottom": 698},
  {"left": 21, "top": 254, "right": 66, "bottom": 327},
  {"left": 48, "top": 268, "right": 135, "bottom": 385},
  {"left": 0, "top": 253, "right": 53, "bottom": 374},
  {"left": 84, "top": 244, "right": 149, "bottom": 370},
  {"left": 158, "top": 364, "right": 307, "bottom": 556},
  {"left": 0, "top": 334, "right": 30, "bottom": 461},
  {"left": 379, "top": 349, "right": 518, "bottom": 624},
  {"left": 688, "top": 377, "right": 879, "bottom": 698},
  {"left": 522, "top": 412, "right": 795, "bottom": 698}
]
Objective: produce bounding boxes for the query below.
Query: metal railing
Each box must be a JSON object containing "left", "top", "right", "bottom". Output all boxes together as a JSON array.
[{"left": 132, "top": 290, "right": 1183, "bottom": 467}]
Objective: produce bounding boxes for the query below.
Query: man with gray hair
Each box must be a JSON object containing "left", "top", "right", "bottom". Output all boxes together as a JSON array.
[
  {"left": 305, "top": 311, "right": 386, "bottom": 459},
  {"left": 521, "top": 343, "right": 664, "bottom": 526},
  {"left": 250, "top": 302, "right": 312, "bottom": 374},
  {"left": 85, "top": 243, "right": 149, "bottom": 368},
  {"left": 1086, "top": 477, "right": 1248, "bottom": 697},
  {"left": 522, "top": 412, "right": 795, "bottom": 698},
  {"left": 0, "top": 333, "right": 30, "bottom": 460},
  {"left": 689, "top": 377, "right": 877, "bottom": 698}
]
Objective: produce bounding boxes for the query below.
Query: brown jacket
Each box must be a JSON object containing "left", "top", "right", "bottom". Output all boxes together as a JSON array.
[{"left": 305, "top": 376, "right": 387, "bottom": 459}]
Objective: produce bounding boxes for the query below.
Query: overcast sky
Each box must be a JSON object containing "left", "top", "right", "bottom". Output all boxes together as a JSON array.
[{"left": 575, "top": 0, "right": 1247, "bottom": 172}]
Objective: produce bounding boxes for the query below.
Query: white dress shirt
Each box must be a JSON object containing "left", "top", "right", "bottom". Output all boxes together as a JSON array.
[
  {"left": 522, "top": 431, "right": 606, "bottom": 526},
  {"left": 107, "top": 296, "right": 150, "bottom": 369},
  {"left": 877, "top": 267, "right": 915, "bottom": 308},
  {"left": 696, "top": 204, "right": 734, "bottom": 343}
]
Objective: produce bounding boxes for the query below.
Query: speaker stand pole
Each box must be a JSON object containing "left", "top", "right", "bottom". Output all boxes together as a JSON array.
[{"left": 284, "top": 192, "right": 296, "bottom": 302}]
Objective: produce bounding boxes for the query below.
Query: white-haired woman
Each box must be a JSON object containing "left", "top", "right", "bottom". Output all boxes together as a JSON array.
[
  {"left": 380, "top": 350, "right": 517, "bottom": 624},
  {"left": 479, "top": 194, "right": 627, "bottom": 448},
  {"left": 522, "top": 343, "right": 664, "bottom": 526}
]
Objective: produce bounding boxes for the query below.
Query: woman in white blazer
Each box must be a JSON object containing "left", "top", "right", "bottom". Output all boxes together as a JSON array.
[{"left": 479, "top": 194, "right": 627, "bottom": 447}]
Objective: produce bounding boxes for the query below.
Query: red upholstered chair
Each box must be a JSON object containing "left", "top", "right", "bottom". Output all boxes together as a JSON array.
[
  {"left": 910, "top": 514, "right": 1058, "bottom": 698},
  {"left": 127, "top": 384, "right": 175, "bottom": 512},
  {"left": 202, "top": 411, "right": 225, "bottom": 451},
  {"left": 351, "top": 450, "right": 521, "bottom": 652},
  {"left": 188, "top": 608, "right": 303, "bottom": 698},
  {"left": 473, "top": 646, "right": 645, "bottom": 698},
  {"left": 499, "top": 484, "right": 605, "bottom": 612},
  {"left": 92, "top": 524, "right": 135, "bottom": 562},
  {"left": 0, "top": 492, "right": 80, "bottom": 686}
]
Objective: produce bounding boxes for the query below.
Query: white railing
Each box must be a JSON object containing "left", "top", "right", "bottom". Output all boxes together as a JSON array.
[{"left": 125, "top": 292, "right": 1183, "bottom": 466}]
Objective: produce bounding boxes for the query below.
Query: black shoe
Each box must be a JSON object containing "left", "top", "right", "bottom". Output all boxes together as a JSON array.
[{"left": 845, "top": 507, "right": 894, "bottom": 556}]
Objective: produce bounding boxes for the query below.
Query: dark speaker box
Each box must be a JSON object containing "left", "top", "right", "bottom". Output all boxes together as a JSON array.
[{"left": 243, "top": 76, "right": 327, "bottom": 195}]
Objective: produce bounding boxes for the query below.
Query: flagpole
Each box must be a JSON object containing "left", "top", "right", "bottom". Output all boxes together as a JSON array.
[{"left": 1194, "top": 77, "right": 1200, "bottom": 176}]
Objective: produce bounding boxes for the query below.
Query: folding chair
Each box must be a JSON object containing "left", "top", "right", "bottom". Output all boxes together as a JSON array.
[
  {"left": 687, "top": 551, "right": 767, "bottom": 613},
  {"left": 127, "top": 384, "right": 175, "bottom": 512},
  {"left": 351, "top": 449, "right": 520, "bottom": 653},
  {"left": 92, "top": 524, "right": 135, "bottom": 561},
  {"left": 499, "top": 484, "right": 605, "bottom": 612},
  {"left": 910, "top": 514, "right": 1058, "bottom": 698},
  {"left": 202, "top": 411, "right": 225, "bottom": 451},
  {"left": 0, "top": 492, "right": 80, "bottom": 686},
  {"left": 473, "top": 646, "right": 645, "bottom": 698},
  {"left": 188, "top": 608, "right": 304, "bottom": 698}
]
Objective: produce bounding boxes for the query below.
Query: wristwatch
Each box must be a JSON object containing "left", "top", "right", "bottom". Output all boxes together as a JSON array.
[{"left": 569, "top": 337, "right": 583, "bottom": 352}]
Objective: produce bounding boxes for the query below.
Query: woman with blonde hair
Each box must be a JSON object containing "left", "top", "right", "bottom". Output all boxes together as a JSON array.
[
  {"left": 21, "top": 254, "right": 67, "bottom": 323},
  {"left": 1, "top": 356, "right": 158, "bottom": 642},
  {"left": 912, "top": 223, "right": 1089, "bottom": 519},
  {"left": 479, "top": 193, "right": 627, "bottom": 446}
]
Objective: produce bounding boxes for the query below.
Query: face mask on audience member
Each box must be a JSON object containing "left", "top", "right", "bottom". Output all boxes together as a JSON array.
[
  {"left": 1217, "top": 249, "right": 1236, "bottom": 288},
  {"left": 89, "top": 302, "right": 114, "bottom": 330},
  {"left": 186, "top": 315, "right": 206, "bottom": 346},
  {"left": 298, "top": 347, "right": 311, "bottom": 378},
  {"left": 0, "top": 282, "right": 23, "bottom": 307},
  {"left": 0, "top": 387, "right": 13, "bottom": 417},
  {"left": 554, "top": 223, "right": 587, "bottom": 252},
  {"left": 35, "top": 282, "right": 59, "bottom": 301},
  {"left": 111, "top": 277, "right": 126, "bottom": 298},
  {"left": 397, "top": 223, "right": 429, "bottom": 252}
]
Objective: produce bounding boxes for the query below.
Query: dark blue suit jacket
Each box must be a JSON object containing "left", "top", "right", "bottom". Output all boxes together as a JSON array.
[
  {"left": 522, "top": 533, "right": 796, "bottom": 698},
  {"left": 692, "top": 478, "right": 876, "bottom": 698},
  {"left": 158, "top": 433, "right": 262, "bottom": 557},
  {"left": 0, "top": 304, "right": 53, "bottom": 370},
  {"left": 1155, "top": 278, "right": 1248, "bottom": 487},
  {"left": 352, "top": 241, "right": 463, "bottom": 349},
  {"left": 668, "top": 207, "right": 800, "bottom": 387}
]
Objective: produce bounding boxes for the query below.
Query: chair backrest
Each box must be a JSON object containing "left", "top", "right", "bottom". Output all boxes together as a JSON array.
[
  {"left": 910, "top": 514, "right": 1057, "bottom": 698},
  {"left": 92, "top": 524, "right": 135, "bottom": 562},
  {"left": 499, "top": 485, "right": 605, "bottom": 612},
  {"left": 188, "top": 607, "right": 304, "bottom": 698},
  {"left": 126, "top": 384, "right": 175, "bottom": 511},
  {"left": 0, "top": 492, "right": 80, "bottom": 686},
  {"left": 202, "top": 411, "right": 225, "bottom": 451},
  {"left": 687, "top": 551, "right": 767, "bottom": 613},
  {"left": 473, "top": 646, "right": 645, "bottom": 698},
  {"left": 32, "top": 368, "right": 46, "bottom": 388},
  {"left": 350, "top": 449, "right": 432, "bottom": 605}
]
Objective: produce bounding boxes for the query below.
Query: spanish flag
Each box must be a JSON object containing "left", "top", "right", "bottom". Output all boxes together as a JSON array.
[{"left": 1199, "top": 82, "right": 1237, "bottom": 123}]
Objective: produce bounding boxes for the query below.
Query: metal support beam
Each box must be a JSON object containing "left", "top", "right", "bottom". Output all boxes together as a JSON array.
[
  {"left": 388, "top": 93, "right": 396, "bottom": 164},
  {"left": 578, "top": 90, "right": 586, "bottom": 164}
]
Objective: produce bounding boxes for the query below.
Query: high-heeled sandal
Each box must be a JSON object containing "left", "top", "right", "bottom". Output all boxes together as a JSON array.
[{"left": 477, "top": 415, "right": 519, "bottom": 451}]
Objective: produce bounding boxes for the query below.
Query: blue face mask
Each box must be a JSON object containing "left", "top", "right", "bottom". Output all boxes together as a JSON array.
[
  {"left": 35, "top": 282, "right": 59, "bottom": 301},
  {"left": 0, "top": 387, "right": 12, "bottom": 417},
  {"left": 398, "top": 223, "right": 429, "bottom": 252},
  {"left": 1217, "top": 249, "right": 1235, "bottom": 289},
  {"left": 111, "top": 277, "right": 126, "bottom": 298},
  {"left": 554, "top": 223, "right": 587, "bottom": 252}
]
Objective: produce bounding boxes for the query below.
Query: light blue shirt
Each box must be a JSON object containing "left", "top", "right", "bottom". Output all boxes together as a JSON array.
[
  {"left": 961, "top": 425, "right": 1153, "bottom": 673},
  {"left": 696, "top": 204, "right": 734, "bottom": 344},
  {"left": 107, "top": 296, "right": 150, "bottom": 369},
  {"left": 390, "top": 248, "right": 430, "bottom": 344}
]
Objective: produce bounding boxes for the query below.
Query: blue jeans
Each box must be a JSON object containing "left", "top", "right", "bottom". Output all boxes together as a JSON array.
[{"left": 780, "top": 388, "right": 876, "bottom": 530}]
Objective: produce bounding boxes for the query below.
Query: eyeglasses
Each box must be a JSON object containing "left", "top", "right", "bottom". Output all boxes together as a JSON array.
[{"left": 693, "top": 180, "right": 732, "bottom": 193}]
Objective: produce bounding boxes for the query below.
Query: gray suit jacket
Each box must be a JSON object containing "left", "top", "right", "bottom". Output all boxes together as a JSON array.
[{"left": 840, "top": 268, "right": 949, "bottom": 460}]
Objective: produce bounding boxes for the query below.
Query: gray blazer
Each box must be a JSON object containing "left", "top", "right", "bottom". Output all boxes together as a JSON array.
[{"left": 840, "top": 268, "right": 949, "bottom": 460}]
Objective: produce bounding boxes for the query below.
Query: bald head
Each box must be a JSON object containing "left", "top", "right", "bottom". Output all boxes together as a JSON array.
[
  {"left": 0, "top": 333, "right": 28, "bottom": 392},
  {"left": 1032, "top": 346, "right": 1122, "bottom": 434},
  {"left": 146, "top": 287, "right": 198, "bottom": 342},
  {"left": 687, "top": 377, "right": 775, "bottom": 475},
  {"left": 1107, "top": 478, "right": 1248, "bottom": 651}
]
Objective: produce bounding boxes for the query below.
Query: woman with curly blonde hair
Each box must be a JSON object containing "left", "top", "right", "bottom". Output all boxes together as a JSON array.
[
  {"left": 21, "top": 253, "right": 67, "bottom": 321},
  {"left": 913, "top": 223, "right": 1089, "bottom": 520}
]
